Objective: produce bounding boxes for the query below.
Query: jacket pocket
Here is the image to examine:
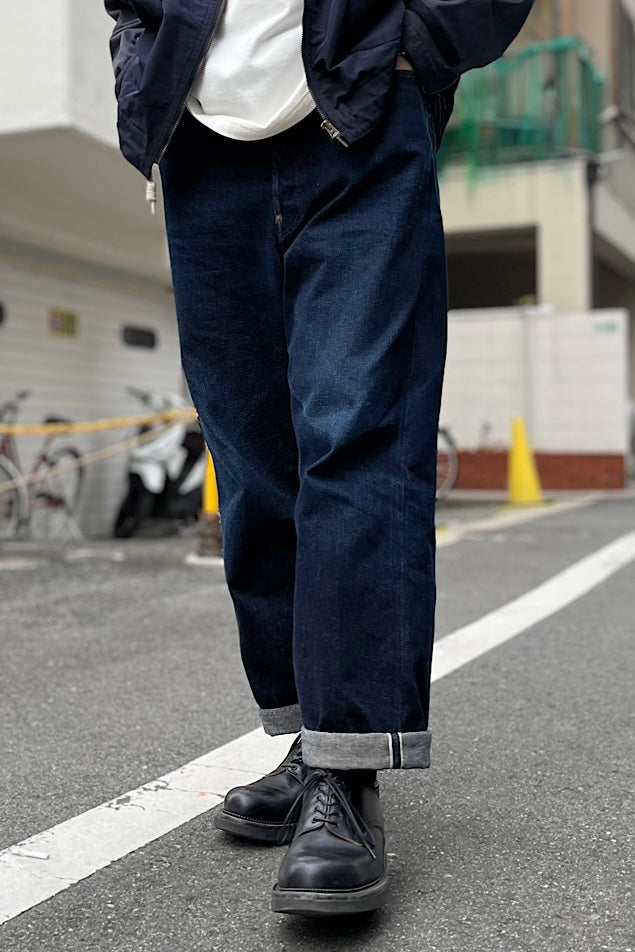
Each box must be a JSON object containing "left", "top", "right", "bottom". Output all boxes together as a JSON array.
[
  {"left": 116, "top": 54, "right": 146, "bottom": 135},
  {"left": 113, "top": 26, "right": 143, "bottom": 98}
]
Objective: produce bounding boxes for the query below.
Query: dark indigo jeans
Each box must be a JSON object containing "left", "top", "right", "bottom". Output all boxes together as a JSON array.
[{"left": 161, "top": 71, "right": 447, "bottom": 770}]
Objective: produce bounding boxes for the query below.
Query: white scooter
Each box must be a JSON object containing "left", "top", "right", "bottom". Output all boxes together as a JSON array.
[{"left": 113, "top": 387, "right": 206, "bottom": 538}]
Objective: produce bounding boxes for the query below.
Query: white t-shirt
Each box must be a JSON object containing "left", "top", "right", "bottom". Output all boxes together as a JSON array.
[{"left": 187, "top": 0, "right": 315, "bottom": 140}]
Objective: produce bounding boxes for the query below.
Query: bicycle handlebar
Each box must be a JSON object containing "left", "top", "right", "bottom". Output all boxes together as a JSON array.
[
  {"left": 0, "top": 391, "right": 31, "bottom": 423},
  {"left": 125, "top": 386, "right": 152, "bottom": 404}
]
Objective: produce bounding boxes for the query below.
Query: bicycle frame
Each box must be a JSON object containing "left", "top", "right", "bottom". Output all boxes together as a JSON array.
[
  {"left": 0, "top": 393, "right": 83, "bottom": 538},
  {"left": 0, "top": 411, "right": 62, "bottom": 498},
  {"left": 0, "top": 404, "right": 22, "bottom": 471}
]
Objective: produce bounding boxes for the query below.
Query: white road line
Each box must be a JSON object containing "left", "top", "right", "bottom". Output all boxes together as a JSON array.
[
  {"left": 64, "top": 549, "right": 127, "bottom": 563},
  {"left": 0, "top": 731, "right": 293, "bottom": 925},
  {"left": 184, "top": 553, "right": 225, "bottom": 568},
  {"left": 432, "top": 529, "right": 635, "bottom": 680},
  {"left": 0, "top": 559, "right": 44, "bottom": 571},
  {"left": 2, "top": 529, "right": 635, "bottom": 925}
]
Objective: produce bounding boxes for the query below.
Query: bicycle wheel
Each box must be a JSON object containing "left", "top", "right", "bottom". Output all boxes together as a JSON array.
[
  {"left": 0, "top": 457, "right": 28, "bottom": 538},
  {"left": 436, "top": 427, "right": 459, "bottom": 502},
  {"left": 30, "top": 447, "right": 84, "bottom": 539}
]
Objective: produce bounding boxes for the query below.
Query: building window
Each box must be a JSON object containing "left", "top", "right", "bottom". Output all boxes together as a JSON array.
[
  {"left": 618, "top": 2, "right": 635, "bottom": 121},
  {"left": 122, "top": 325, "right": 157, "bottom": 349},
  {"left": 0, "top": 302, "right": 5, "bottom": 326}
]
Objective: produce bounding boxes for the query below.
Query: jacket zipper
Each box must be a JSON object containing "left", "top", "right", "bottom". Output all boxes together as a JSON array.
[
  {"left": 316, "top": 110, "right": 349, "bottom": 147},
  {"left": 145, "top": 0, "right": 349, "bottom": 211},
  {"left": 145, "top": 0, "right": 228, "bottom": 213},
  {"left": 300, "top": 15, "right": 349, "bottom": 149}
]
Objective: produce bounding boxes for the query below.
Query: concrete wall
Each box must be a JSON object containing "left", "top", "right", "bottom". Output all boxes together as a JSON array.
[
  {"left": 562, "top": 0, "right": 613, "bottom": 83},
  {"left": 0, "top": 1, "right": 168, "bottom": 285},
  {"left": 511, "top": 0, "right": 613, "bottom": 84},
  {"left": 441, "top": 307, "right": 630, "bottom": 456},
  {"left": 0, "top": 0, "right": 69, "bottom": 135},
  {"left": 440, "top": 159, "right": 592, "bottom": 312},
  {"left": 597, "top": 262, "right": 635, "bottom": 400},
  {"left": 0, "top": 252, "right": 182, "bottom": 538},
  {"left": 0, "top": 0, "right": 116, "bottom": 144},
  {"left": 69, "top": 0, "right": 119, "bottom": 147},
  {"left": 506, "top": 0, "right": 635, "bottom": 239}
]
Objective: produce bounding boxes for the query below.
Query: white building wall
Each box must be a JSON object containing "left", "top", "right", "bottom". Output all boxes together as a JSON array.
[
  {"left": 441, "top": 307, "right": 630, "bottom": 454},
  {"left": 440, "top": 159, "right": 592, "bottom": 312},
  {"left": 0, "top": 254, "right": 183, "bottom": 538},
  {"left": 69, "top": 0, "right": 119, "bottom": 148},
  {"left": 0, "top": 0, "right": 69, "bottom": 135},
  {"left": 0, "top": 0, "right": 116, "bottom": 144}
]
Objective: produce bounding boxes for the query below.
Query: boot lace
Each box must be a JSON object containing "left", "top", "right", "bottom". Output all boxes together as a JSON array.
[{"left": 279, "top": 770, "right": 376, "bottom": 857}]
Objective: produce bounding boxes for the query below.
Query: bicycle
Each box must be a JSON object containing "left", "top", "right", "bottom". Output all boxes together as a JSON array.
[
  {"left": 0, "top": 391, "right": 85, "bottom": 540},
  {"left": 436, "top": 426, "right": 459, "bottom": 502}
]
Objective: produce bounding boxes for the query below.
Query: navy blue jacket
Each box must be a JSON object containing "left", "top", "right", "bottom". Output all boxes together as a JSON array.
[{"left": 105, "top": 0, "right": 534, "bottom": 179}]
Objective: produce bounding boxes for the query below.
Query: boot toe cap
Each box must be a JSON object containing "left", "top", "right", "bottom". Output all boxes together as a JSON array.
[
  {"left": 222, "top": 779, "right": 295, "bottom": 824},
  {"left": 222, "top": 785, "right": 254, "bottom": 818},
  {"left": 278, "top": 842, "right": 374, "bottom": 892}
]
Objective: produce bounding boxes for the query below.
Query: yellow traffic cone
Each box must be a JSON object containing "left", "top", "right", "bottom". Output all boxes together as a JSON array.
[
  {"left": 507, "top": 417, "right": 544, "bottom": 505},
  {"left": 203, "top": 451, "right": 219, "bottom": 515},
  {"left": 197, "top": 451, "right": 222, "bottom": 556}
]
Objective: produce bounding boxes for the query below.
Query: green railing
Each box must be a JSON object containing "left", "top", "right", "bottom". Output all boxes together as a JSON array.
[{"left": 438, "top": 37, "right": 606, "bottom": 171}]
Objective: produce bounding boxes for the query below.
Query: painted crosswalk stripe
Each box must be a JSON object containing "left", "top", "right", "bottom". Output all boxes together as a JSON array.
[{"left": 2, "top": 529, "right": 635, "bottom": 925}]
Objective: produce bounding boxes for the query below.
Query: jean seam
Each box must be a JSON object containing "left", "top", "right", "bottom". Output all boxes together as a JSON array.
[
  {"left": 394, "top": 147, "right": 435, "bottom": 728},
  {"left": 273, "top": 127, "right": 316, "bottom": 249},
  {"left": 271, "top": 147, "right": 283, "bottom": 252}
]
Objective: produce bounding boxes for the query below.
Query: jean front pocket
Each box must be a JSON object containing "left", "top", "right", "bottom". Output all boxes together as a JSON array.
[
  {"left": 392, "top": 71, "right": 437, "bottom": 152},
  {"left": 424, "top": 82, "right": 459, "bottom": 152}
]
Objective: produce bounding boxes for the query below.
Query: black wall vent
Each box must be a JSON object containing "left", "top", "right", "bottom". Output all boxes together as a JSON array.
[{"left": 122, "top": 325, "right": 157, "bottom": 349}]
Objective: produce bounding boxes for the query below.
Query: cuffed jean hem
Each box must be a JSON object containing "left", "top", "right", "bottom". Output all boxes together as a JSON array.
[
  {"left": 301, "top": 727, "right": 432, "bottom": 770},
  {"left": 259, "top": 703, "right": 302, "bottom": 736}
]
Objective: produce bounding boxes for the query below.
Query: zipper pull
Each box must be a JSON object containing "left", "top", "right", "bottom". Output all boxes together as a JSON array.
[
  {"left": 320, "top": 118, "right": 349, "bottom": 148},
  {"left": 145, "top": 176, "right": 157, "bottom": 215}
]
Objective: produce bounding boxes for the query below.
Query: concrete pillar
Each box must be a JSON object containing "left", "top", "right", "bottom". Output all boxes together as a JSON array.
[{"left": 537, "top": 162, "right": 592, "bottom": 312}]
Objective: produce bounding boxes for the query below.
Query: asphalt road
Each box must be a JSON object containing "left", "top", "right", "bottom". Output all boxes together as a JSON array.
[{"left": 1, "top": 496, "right": 634, "bottom": 951}]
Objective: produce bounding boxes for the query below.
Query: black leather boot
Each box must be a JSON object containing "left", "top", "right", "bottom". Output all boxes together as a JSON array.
[
  {"left": 214, "top": 735, "right": 307, "bottom": 843},
  {"left": 271, "top": 767, "right": 388, "bottom": 916}
]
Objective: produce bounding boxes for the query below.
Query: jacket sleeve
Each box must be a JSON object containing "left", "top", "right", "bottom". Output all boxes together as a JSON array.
[
  {"left": 402, "top": 0, "right": 535, "bottom": 94},
  {"left": 104, "top": 0, "right": 144, "bottom": 90}
]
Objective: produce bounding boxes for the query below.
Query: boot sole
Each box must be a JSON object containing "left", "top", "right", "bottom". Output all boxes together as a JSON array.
[
  {"left": 271, "top": 874, "right": 388, "bottom": 916},
  {"left": 214, "top": 809, "right": 295, "bottom": 844}
]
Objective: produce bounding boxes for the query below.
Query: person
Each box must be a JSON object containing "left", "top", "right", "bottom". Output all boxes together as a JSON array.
[{"left": 105, "top": 0, "right": 534, "bottom": 917}]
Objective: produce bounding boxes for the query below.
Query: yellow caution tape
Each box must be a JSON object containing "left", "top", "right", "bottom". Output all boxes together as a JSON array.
[
  {"left": 0, "top": 407, "right": 197, "bottom": 436},
  {"left": 0, "top": 419, "right": 186, "bottom": 496}
]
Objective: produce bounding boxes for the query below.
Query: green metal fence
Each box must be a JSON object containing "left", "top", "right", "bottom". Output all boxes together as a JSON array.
[{"left": 438, "top": 37, "right": 606, "bottom": 172}]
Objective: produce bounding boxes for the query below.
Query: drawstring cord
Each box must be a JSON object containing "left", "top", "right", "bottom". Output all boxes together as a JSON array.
[{"left": 145, "top": 176, "right": 157, "bottom": 215}]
